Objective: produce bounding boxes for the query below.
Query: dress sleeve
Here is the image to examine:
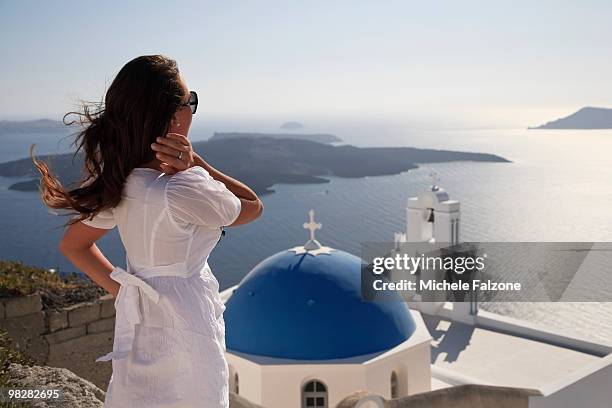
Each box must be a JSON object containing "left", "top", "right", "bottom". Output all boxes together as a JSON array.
[
  {"left": 81, "top": 207, "right": 117, "bottom": 229},
  {"left": 166, "top": 166, "right": 242, "bottom": 228}
]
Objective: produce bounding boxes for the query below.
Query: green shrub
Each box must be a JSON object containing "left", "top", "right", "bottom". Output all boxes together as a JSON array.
[{"left": 0, "top": 260, "right": 106, "bottom": 309}]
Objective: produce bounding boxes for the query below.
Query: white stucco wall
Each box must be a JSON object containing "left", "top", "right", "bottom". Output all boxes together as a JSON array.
[
  {"left": 226, "top": 334, "right": 431, "bottom": 408},
  {"left": 529, "top": 354, "right": 612, "bottom": 408},
  {"left": 226, "top": 353, "right": 263, "bottom": 403}
]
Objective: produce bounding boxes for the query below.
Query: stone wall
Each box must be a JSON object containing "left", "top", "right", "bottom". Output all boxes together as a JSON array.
[{"left": 0, "top": 293, "right": 115, "bottom": 389}]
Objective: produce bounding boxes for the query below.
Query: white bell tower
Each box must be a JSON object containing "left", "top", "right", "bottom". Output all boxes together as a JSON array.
[
  {"left": 395, "top": 173, "right": 460, "bottom": 245},
  {"left": 393, "top": 173, "right": 471, "bottom": 320}
]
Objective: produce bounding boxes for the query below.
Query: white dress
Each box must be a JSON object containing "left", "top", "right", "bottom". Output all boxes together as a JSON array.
[{"left": 81, "top": 166, "right": 241, "bottom": 408}]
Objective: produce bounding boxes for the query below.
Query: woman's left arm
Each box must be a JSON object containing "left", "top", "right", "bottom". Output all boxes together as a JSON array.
[{"left": 59, "top": 222, "right": 120, "bottom": 297}]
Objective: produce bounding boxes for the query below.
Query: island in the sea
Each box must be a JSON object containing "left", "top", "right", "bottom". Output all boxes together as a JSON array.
[
  {"left": 0, "top": 136, "right": 510, "bottom": 195},
  {"left": 280, "top": 121, "right": 304, "bottom": 130},
  {"left": 529, "top": 107, "right": 612, "bottom": 129},
  {"left": 0, "top": 119, "right": 69, "bottom": 134},
  {"left": 210, "top": 132, "right": 342, "bottom": 144}
]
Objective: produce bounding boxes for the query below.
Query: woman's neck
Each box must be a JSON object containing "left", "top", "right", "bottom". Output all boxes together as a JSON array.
[{"left": 136, "top": 158, "right": 164, "bottom": 171}]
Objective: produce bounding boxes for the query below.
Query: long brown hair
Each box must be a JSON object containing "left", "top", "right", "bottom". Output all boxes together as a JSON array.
[{"left": 32, "top": 55, "right": 185, "bottom": 225}]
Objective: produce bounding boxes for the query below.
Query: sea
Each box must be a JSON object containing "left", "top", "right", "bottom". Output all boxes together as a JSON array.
[{"left": 1, "top": 119, "right": 611, "bottom": 344}]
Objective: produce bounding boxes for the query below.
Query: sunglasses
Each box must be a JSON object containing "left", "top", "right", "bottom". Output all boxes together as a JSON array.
[{"left": 180, "top": 90, "right": 198, "bottom": 114}]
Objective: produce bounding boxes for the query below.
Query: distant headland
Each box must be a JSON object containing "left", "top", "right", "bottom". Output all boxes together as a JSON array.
[
  {"left": 0, "top": 119, "right": 69, "bottom": 134},
  {"left": 529, "top": 107, "right": 612, "bottom": 129}
]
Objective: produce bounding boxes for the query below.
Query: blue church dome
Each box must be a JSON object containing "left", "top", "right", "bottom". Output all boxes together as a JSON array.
[{"left": 224, "top": 244, "right": 417, "bottom": 360}]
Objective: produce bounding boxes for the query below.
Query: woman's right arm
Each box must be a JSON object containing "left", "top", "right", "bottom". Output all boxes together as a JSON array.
[{"left": 192, "top": 152, "right": 263, "bottom": 226}]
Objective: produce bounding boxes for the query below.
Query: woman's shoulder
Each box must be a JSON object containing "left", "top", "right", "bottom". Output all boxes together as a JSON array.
[
  {"left": 169, "top": 166, "right": 212, "bottom": 181},
  {"left": 164, "top": 166, "right": 219, "bottom": 191},
  {"left": 164, "top": 166, "right": 242, "bottom": 228},
  {"left": 125, "top": 167, "right": 203, "bottom": 184}
]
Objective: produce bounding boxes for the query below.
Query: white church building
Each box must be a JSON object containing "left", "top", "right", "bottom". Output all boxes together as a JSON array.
[
  {"left": 220, "top": 174, "right": 612, "bottom": 408},
  {"left": 220, "top": 210, "right": 431, "bottom": 408}
]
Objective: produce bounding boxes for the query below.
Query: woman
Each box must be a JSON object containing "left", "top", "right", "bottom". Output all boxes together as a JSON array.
[{"left": 32, "top": 55, "right": 263, "bottom": 407}]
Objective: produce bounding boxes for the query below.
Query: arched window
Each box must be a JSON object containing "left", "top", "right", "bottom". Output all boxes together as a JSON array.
[
  {"left": 390, "top": 371, "right": 399, "bottom": 398},
  {"left": 228, "top": 366, "right": 239, "bottom": 395},
  {"left": 302, "top": 379, "right": 327, "bottom": 408}
]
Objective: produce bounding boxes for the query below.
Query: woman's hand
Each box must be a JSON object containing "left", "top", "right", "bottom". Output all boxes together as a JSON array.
[{"left": 151, "top": 133, "right": 195, "bottom": 174}]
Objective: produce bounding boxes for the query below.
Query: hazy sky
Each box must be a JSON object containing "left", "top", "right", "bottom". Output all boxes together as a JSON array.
[{"left": 1, "top": 1, "right": 611, "bottom": 127}]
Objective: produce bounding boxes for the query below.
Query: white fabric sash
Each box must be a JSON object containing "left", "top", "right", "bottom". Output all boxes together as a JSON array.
[{"left": 96, "top": 261, "right": 193, "bottom": 362}]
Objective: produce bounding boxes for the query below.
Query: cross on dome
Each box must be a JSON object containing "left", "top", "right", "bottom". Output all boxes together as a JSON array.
[
  {"left": 303, "top": 209, "right": 322, "bottom": 249},
  {"left": 288, "top": 209, "right": 334, "bottom": 256},
  {"left": 428, "top": 172, "right": 440, "bottom": 191}
]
